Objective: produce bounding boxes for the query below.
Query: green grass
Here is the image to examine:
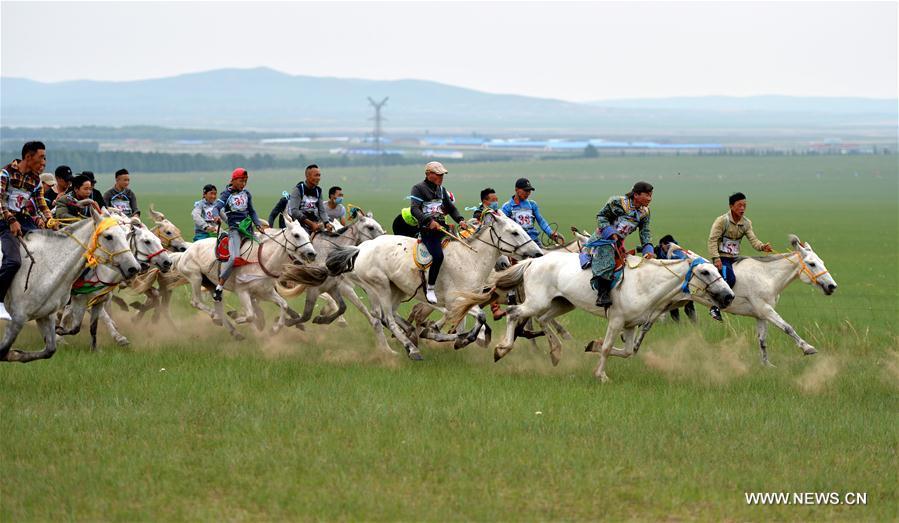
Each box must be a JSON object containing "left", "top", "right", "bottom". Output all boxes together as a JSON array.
[{"left": 2, "top": 155, "right": 897, "bottom": 521}]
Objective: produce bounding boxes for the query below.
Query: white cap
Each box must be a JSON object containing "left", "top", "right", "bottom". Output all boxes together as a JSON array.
[
  {"left": 424, "top": 161, "right": 448, "bottom": 175},
  {"left": 40, "top": 172, "right": 56, "bottom": 185}
]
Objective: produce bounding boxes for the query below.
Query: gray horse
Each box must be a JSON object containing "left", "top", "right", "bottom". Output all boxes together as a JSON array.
[{"left": 1, "top": 209, "right": 141, "bottom": 363}]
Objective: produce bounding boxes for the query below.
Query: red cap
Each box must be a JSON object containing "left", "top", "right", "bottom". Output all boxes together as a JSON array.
[{"left": 231, "top": 168, "right": 248, "bottom": 181}]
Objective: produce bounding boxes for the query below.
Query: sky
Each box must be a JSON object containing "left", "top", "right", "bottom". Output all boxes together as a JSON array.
[{"left": 1, "top": 1, "right": 896, "bottom": 102}]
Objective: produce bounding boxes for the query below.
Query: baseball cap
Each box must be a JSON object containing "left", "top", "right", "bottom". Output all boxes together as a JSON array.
[
  {"left": 231, "top": 168, "right": 248, "bottom": 181},
  {"left": 424, "top": 161, "right": 448, "bottom": 175},
  {"left": 40, "top": 172, "right": 56, "bottom": 185},
  {"left": 55, "top": 165, "right": 74, "bottom": 181},
  {"left": 515, "top": 178, "right": 535, "bottom": 191}
]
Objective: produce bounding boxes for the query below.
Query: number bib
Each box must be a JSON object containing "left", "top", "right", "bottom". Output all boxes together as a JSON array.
[
  {"left": 7, "top": 188, "right": 29, "bottom": 213},
  {"left": 110, "top": 196, "right": 131, "bottom": 214},
  {"left": 423, "top": 200, "right": 444, "bottom": 218},
  {"left": 511, "top": 208, "right": 534, "bottom": 228},
  {"left": 202, "top": 204, "right": 217, "bottom": 222},
  {"left": 719, "top": 237, "right": 741, "bottom": 256},
  {"left": 302, "top": 195, "right": 318, "bottom": 212},
  {"left": 614, "top": 216, "right": 638, "bottom": 237},
  {"left": 228, "top": 192, "right": 248, "bottom": 212}
]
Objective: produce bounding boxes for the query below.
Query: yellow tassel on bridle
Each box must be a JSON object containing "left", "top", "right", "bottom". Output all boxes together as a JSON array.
[{"left": 84, "top": 218, "right": 122, "bottom": 268}]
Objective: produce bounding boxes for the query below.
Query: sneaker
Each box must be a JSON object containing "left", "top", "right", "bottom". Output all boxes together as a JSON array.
[
  {"left": 213, "top": 286, "right": 224, "bottom": 303},
  {"left": 709, "top": 306, "right": 723, "bottom": 322},
  {"left": 425, "top": 285, "right": 438, "bottom": 304},
  {"left": 0, "top": 302, "right": 10, "bottom": 321}
]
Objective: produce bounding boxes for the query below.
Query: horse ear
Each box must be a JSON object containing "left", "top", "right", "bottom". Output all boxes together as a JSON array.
[
  {"left": 149, "top": 203, "right": 165, "bottom": 222},
  {"left": 283, "top": 211, "right": 294, "bottom": 224},
  {"left": 789, "top": 234, "right": 802, "bottom": 250},
  {"left": 366, "top": 211, "right": 373, "bottom": 218},
  {"left": 482, "top": 210, "right": 496, "bottom": 225},
  {"left": 91, "top": 205, "right": 103, "bottom": 224}
]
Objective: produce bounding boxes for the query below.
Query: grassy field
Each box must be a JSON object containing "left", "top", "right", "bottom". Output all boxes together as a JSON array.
[{"left": 2, "top": 155, "right": 897, "bottom": 520}]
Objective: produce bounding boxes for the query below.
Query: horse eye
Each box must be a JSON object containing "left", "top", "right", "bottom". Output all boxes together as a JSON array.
[
  {"left": 367, "top": 226, "right": 374, "bottom": 231},
  {"left": 808, "top": 262, "right": 816, "bottom": 267},
  {"left": 512, "top": 231, "right": 519, "bottom": 236},
  {"left": 104, "top": 234, "right": 113, "bottom": 241},
  {"left": 165, "top": 231, "right": 173, "bottom": 236},
  {"left": 293, "top": 233, "right": 300, "bottom": 239},
  {"left": 143, "top": 239, "right": 151, "bottom": 244}
]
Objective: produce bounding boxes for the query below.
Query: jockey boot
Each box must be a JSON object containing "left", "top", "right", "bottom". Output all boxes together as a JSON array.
[
  {"left": 593, "top": 277, "right": 612, "bottom": 308},
  {"left": 425, "top": 284, "right": 438, "bottom": 304},
  {"left": 709, "top": 306, "right": 723, "bottom": 322},
  {"left": 490, "top": 301, "right": 506, "bottom": 321}
]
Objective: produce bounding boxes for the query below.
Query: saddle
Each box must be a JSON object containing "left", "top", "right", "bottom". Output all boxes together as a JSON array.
[
  {"left": 411, "top": 227, "right": 474, "bottom": 270},
  {"left": 216, "top": 234, "right": 252, "bottom": 267},
  {"left": 580, "top": 241, "right": 634, "bottom": 290}
]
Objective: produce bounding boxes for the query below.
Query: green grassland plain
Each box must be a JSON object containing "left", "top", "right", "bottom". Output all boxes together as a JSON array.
[{"left": 1, "top": 155, "right": 897, "bottom": 521}]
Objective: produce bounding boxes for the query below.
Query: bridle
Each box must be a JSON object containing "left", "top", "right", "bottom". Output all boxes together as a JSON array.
[
  {"left": 128, "top": 225, "right": 166, "bottom": 268},
  {"left": 472, "top": 213, "right": 539, "bottom": 256},
  {"left": 256, "top": 228, "right": 313, "bottom": 277},
  {"left": 152, "top": 223, "right": 186, "bottom": 250}
]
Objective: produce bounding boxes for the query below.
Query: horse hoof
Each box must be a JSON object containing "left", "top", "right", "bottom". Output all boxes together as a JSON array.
[
  {"left": 226, "top": 311, "right": 238, "bottom": 319},
  {"left": 803, "top": 346, "right": 818, "bottom": 356},
  {"left": 116, "top": 338, "right": 130, "bottom": 347},
  {"left": 408, "top": 352, "right": 424, "bottom": 361},
  {"left": 550, "top": 351, "right": 561, "bottom": 367},
  {"left": 312, "top": 316, "right": 329, "bottom": 325},
  {"left": 493, "top": 347, "right": 508, "bottom": 362},
  {"left": 454, "top": 338, "right": 468, "bottom": 350},
  {"left": 212, "top": 318, "right": 223, "bottom": 327},
  {"left": 598, "top": 374, "right": 611, "bottom": 383}
]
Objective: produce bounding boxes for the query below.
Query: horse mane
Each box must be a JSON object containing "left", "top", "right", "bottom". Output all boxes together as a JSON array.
[{"left": 734, "top": 253, "right": 794, "bottom": 263}]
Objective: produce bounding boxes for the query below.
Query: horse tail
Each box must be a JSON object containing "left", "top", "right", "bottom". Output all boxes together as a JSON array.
[
  {"left": 445, "top": 287, "right": 497, "bottom": 329},
  {"left": 275, "top": 280, "right": 307, "bottom": 298},
  {"left": 493, "top": 259, "right": 532, "bottom": 290},
  {"left": 278, "top": 263, "right": 329, "bottom": 287},
  {"left": 326, "top": 245, "right": 360, "bottom": 276}
]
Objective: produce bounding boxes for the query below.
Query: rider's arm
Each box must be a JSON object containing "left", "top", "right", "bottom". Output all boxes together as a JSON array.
[
  {"left": 638, "top": 211, "right": 653, "bottom": 255},
  {"left": 531, "top": 201, "right": 554, "bottom": 236},
  {"left": 285, "top": 187, "right": 302, "bottom": 221},
  {"left": 129, "top": 189, "right": 140, "bottom": 217},
  {"left": 708, "top": 215, "right": 725, "bottom": 260},
  {"left": 743, "top": 218, "right": 767, "bottom": 251},
  {"left": 268, "top": 197, "right": 286, "bottom": 226},
  {"left": 191, "top": 202, "right": 207, "bottom": 230},
  {"left": 409, "top": 185, "right": 429, "bottom": 227},
  {"left": 0, "top": 170, "right": 13, "bottom": 224},
  {"left": 596, "top": 197, "right": 619, "bottom": 239},
  {"left": 246, "top": 193, "right": 264, "bottom": 228},
  {"left": 444, "top": 191, "right": 465, "bottom": 225}
]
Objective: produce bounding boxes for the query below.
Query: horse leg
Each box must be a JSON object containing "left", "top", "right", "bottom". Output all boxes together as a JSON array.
[
  {"left": 264, "top": 288, "right": 290, "bottom": 334},
  {"left": 0, "top": 320, "right": 27, "bottom": 362},
  {"left": 341, "top": 280, "right": 377, "bottom": 325},
  {"left": 251, "top": 297, "right": 266, "bottom": 331},
  {"left": 761, "top": 304, "right": 817, "bottom": 356},
  {"left": 89, "top": 309, "right": 100, "bottom": 352},
  {"left": 231, "top": 290, "right": 256, "bottom": 325},
  {"left": 756, "top": 319, "right": 773, "bottom": 367},
  {"left": 495, "top": 304, "right": 533, "bottom": 361},
  {"left": 187, "top": 274, "right": 216, "bottom": 317},
  {"left": 364, "top": 289, "right": 397, "bottom": 355},
  {"left": 98, "top": 302, "right": 129, "bottom": 347},
  {"left": 158, "top": 285, "right": 177, "bottom": 329},
  {"left": 630, "top": 321, "right": 657, "bottom": 355},
  {"left": 550, "top": 318, "right": 573, "bottom": 340},
  {"left": 454, "top": 306, "right": 486, "bottom": 350},
  {"left": 294, "top": 289, "right": 318, "bottom": 324},
  {"left": 56, "top": 298, "right": 86, "bottom": 336},
  {"left": 214, "top": 298, "right": 244, "bottom": 341},
  {"left": 536, "top": 315, "right": 564, "bottom": 367},
  {"left": 314, "top": 289, "right": 348, "bottom": 325},
  {"left": 593, "top": 317, "right": 625, "bottom": 383},
  {"left": 381, "top": 302, "right": 422, "bottom": 360}
]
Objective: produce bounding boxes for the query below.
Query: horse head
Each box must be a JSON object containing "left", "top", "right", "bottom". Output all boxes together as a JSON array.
[
  {"left": 479, "top": 209, "right": 544, "bottom": 259},
  {"left": 127, "top": 218, "right": 173, "bottom": 273},
  {"left": 351, "top": 211, "right": 386, "bottom": 243},
  {"left": 789, "top": 234, "right": 837, "bottom": 295},
  {"left": 282, "top": 212, "right": 317, "bottom": 263},
  {"left": 668, "top": 243, "right": 735, "bottom": 308},
  {"left": 90, "top": 206, "right": 142, "bottom": 279},
  {"left": 149, "top": 203, "right": 188, "bottom": 252}
]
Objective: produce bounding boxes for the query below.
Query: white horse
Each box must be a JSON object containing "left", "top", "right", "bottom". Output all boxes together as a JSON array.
[
  {"left": 275, "top": 212, "right": 385, "bottom": 325},
  {"left": 172, "top": 213, "right": 319, "bottom": 339},
  {"left": 456, "top": 243, "right": 734, "bottom": 381},
  {"left": 325, "top": 210, "right": 544, "bottom": 360},
  {"left": 0, "top": 209, "right": 142, "bottom": 363},
  {"left": 674, "top": 234, "right": 837, "bottom": 366},
  {"left": 57, "top": 216, "right": 173, "bottom": 350}
]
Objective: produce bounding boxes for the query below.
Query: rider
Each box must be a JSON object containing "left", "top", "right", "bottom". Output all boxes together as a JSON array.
[
  {"left": 325, "top": 186, "right": 347, "bottom": 227},
  {"left": 191, "top": 184, "right": 220, "bottom": 241},
  {"left": 586, "top": 181, "right": 655, "bottom": 308},
  {"left": 0, "top": 141, "right": 54, "bottom": 320},
  {"left": 103, "top": 168, "right": 140, "bottom": 218},
  {"left": 707, "top": 191, "right": 773, "bottom": 321},
  {"left": 472, "top": 187, "right": 498, "bottom": 221},
  {"left": 287, "top": 164, "right": 329, "bottom": 234},
  {"left": 80, "top": 171, "right": 107, "bottom": 208},
  {"left": 410, "top": 161, "right": 468, "bottom": 304},
  {"left": 44, "top": 165, "right": 73, "bottom": 208},
  {"left": 55, "top": 174, "right": 101, "bottom": 221},
  {"left": 501, "top": 178, "right": 564, "bottom": 246},
  {"left": 211, "top": 168, "right": 265, "bottom": 302}
]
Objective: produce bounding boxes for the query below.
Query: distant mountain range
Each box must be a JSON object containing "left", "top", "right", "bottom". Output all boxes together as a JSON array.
[{"left": 2, "top": 67, "right": 896, "bottom": 134}]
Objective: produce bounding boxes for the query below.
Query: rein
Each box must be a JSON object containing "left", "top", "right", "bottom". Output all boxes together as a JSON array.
[{"left": 775, "top": 250, "right": 830, "bottom": 285}]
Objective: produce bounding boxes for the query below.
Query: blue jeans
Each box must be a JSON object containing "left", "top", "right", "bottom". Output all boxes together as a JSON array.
[
  {"left": 719, "top": 257, "right": 736, "bottom": 289},
  {"left": 218, "top": 228, "right": 243, "bottom": 283}
]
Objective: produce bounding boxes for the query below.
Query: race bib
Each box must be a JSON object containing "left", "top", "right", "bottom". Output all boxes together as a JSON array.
[
  {"left": 511, "top": 208, "right": 534, "bottom": 228},
  {"left": 228, "top": 192, "right": 248, "bottom": 212},
  {"left": 111, "top": 197, "right": 131, "bottom": 214},
  {"left": 302, "top": 195, "right": 318, "bottom": 212},
  {"left": 203, "top": 205, "right": 217, "bottom": 222},
  {"left": 423, "top": 200, "right": 444, "bottom": 217},
  {"left": 615, "top": 216, "right": 638, "bottom": 237},
  {"left": 7, "top": 188, "right": 29, "bottom": 213},
  {"left": 719, "top": 237, "right": 741, "bottom": 256}
]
